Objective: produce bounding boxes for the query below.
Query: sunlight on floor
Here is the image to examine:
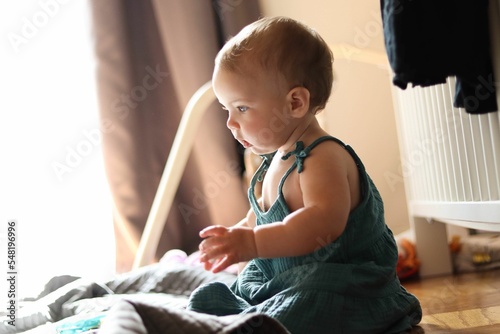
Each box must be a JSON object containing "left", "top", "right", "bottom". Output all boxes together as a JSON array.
[{"left": 421, "top": 306, "right": 500, "bottom": 330}]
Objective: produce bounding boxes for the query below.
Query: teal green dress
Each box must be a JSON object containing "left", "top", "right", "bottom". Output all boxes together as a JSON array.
[{"left": 188, "top": 136, "right": 422, "bottom": 333}]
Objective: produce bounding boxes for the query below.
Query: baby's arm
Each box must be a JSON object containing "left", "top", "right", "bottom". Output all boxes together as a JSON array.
[
  {"left": 236, "top": 203, "right": 258, "bottom": 273},
  {"left": 255, "top": 148, "right": 352, "bottom": 258},
  {"left": 199, "top": 147, "right": 353, "bottom": 271}
]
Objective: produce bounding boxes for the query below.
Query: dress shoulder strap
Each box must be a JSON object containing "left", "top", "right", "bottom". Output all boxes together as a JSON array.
[
  {"left": 281, "top": 136, "right": 348, "bottom": 173},
  {"left": 278, "top": 135, "right": 365, "bottom": 192},
  {"left": 248, "top": 153, "right": 273, "bottom": 214}
]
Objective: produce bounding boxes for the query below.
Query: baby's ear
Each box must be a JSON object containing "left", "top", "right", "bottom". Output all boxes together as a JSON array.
[{"left": 287, "top": 87, "right": 310, "bottom": 118}]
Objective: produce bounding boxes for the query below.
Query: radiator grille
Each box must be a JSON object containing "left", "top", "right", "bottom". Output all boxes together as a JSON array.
[{"left": 393, "top": 77, "right": 500, "bottom": 206}]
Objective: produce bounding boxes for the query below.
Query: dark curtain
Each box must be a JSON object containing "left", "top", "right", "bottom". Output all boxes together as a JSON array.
[{"left": 90, "top": 0, "right": 261, "bottom": 272}]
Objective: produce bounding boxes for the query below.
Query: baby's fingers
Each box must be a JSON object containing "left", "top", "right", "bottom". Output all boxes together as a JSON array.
[
  {"left": 199, "top": 242, "right": 228, "bottom": 263},
  {"left": 210, "top": 256, "right": 233, "bottom": 274},
  {"left": 199, "top": 235, "right": 224, "bottom": 252},
  {"left": 199, "top": 250, "right": 224, "bottom": 272},
  {"left": 199, "top": 225, "right": 228, "bottom": 238},
  {"left": 202, "top": 258, "right": 214, "bottom": 271}
]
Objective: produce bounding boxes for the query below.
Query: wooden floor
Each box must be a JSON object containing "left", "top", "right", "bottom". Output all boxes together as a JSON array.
[{"left": 402, "top": 268, "right": 500, "bottom": 333}]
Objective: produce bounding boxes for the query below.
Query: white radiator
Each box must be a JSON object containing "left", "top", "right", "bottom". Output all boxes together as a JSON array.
[
  {"left": 391, "top": 0, "right": 500, "bottom": 233},
  {"left": 392, "top": 79, "right": 500, "bottom": 229}
]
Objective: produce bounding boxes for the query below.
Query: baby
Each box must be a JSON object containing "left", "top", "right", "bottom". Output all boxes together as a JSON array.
[{"left": 188, "top": 16, "right": 422, "bottom": 333}]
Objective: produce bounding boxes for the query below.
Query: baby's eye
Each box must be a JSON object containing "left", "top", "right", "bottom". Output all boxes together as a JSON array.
[{"left": 237, "top": 106, "right": 249, "bottom": 112}]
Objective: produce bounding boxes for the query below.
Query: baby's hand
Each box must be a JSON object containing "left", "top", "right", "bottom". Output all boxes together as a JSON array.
[{"left": 198, "top": 225, "right": 257, "bottom": 273}]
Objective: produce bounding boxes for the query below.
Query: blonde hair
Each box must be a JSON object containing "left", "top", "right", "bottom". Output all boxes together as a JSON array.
[{"left": 215, "top": 16, "right": 334, "bottom": 113}]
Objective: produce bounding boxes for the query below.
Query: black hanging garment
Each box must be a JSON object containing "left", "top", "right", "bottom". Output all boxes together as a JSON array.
[{"left": 380, "top": 0, "right": 498, "bottom": 114}]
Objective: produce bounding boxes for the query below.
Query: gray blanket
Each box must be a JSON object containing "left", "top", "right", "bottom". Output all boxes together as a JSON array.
[
  {"left": 99, "top": 300, "right": 288, "bottom": 334},
  {"left": 0, "top": 263, "right": 288, "bottom": 333}
]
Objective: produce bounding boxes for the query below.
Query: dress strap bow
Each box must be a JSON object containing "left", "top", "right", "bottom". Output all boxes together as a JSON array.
[{"left": 281, "top": 141, "right": 310, "bottom": 173}]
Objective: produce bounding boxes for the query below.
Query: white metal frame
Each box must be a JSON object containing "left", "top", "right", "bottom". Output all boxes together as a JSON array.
[{"left": 133, "top": 81, "right": 215, "bottom": 269}]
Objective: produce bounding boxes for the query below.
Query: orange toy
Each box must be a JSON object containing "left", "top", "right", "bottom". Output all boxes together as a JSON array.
[{"left": 396, "top": 238, "right": 420, "bottom": 280}]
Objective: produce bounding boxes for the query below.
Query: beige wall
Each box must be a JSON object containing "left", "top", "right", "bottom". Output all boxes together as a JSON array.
[{"left": 259, "top": 0, "right": 410, "bottom": 234}]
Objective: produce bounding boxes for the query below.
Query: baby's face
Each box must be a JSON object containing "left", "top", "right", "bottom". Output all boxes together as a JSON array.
[{"left": 212, "top": 67, "right": 297, "bottom": 155}]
